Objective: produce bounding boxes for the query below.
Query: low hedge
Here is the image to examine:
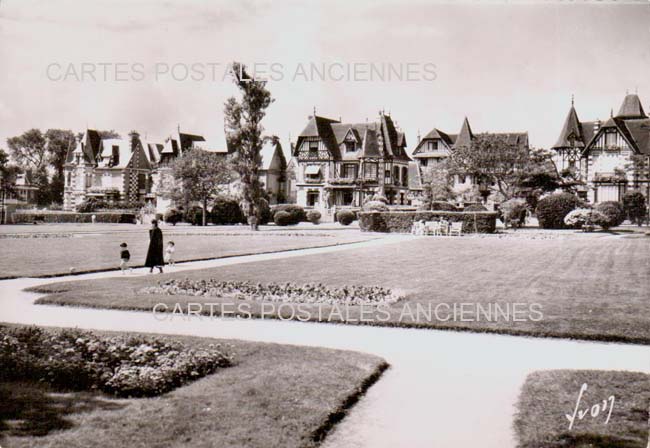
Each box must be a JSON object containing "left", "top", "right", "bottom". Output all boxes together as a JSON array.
[
  {"left": 271, "top": 204, "right": 306, "bottom": 225},
  {"left": 358, "top": 211, "right": 497, "bottom": 233},
  {"left": 12, "top": 211, "right": 136, "bottom": 224}
]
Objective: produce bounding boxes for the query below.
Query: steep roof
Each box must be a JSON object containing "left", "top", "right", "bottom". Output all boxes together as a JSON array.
[
  {"left": 622, "top": 118, "right": 650, "bottom": 155},
  {"left": 616, "top": 94, "right": 647, "bottom": 119},
  {"left": 294, "top": 113, "right": 410, "bottom": 161},
  {"left": 259, "top": 140, "right": 287, "bottom": 171},
  {"left": 453, "top": 117, "right": 474, "bottom": 149},
  {"left": 553, "top": 106, "right": 586, "bottom": 149}
]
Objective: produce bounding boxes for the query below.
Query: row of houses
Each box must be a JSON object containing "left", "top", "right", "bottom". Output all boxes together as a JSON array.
[
  {"left": 62, "top": 128, "right": 288, "bottom": 212},
  {"left": 56, "top": 92, "right": 650, "bottom": 217}
]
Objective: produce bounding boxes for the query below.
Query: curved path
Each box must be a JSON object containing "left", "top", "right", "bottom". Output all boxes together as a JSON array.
[{"left": 1, "top": 236, "right": 648, "bottom": 447}]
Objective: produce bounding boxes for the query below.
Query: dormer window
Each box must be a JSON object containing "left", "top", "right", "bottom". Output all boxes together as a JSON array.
[
  {"left": 427, "top": 141, "right": 438, "bottom": 151},
  {"left": 112, "top": 146, "right": 120, "bottom": 166},
  {"left": 345, "top": 141, "right": 356, "bottom": 153},
  {"left": 308, "top": 140, "right": 319, "bottom": 158}
]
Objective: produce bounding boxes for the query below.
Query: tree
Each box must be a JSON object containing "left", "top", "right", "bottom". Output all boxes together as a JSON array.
[
  {"left": 224, "top": 62, "right": 274, "bottom": 231},
  {"left": 7, "top": 129, "right": 48, "bottom": 172},
  {"left": 419, "top": 161, "right": 455, "bottom": 210},
  {"left": 0, "top": 150, "right": 21, "bottom": 224},
  {"left": 45, "top": 129, "right": 75, "bottom": 204},
  {"left": 622, "top": 190, "right": 648, "bottom": 226},
  {"left": 171, "top": 149, "right": 231, "bottom": 226}
]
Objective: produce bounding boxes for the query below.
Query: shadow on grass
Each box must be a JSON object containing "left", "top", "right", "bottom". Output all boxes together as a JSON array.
[
  {"left": 555, "top": 433, "right": 645, "bottom": 448},
  {"left": 0, "top": 380, "right": 125, "bottom": 438}
]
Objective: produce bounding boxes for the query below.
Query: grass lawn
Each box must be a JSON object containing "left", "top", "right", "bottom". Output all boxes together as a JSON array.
[
  {"left": 33, "top": 233, "right": 650, "bottom": 344},
  {"left": 513, "top": 370, "right": 649, "bottom": 448},
  {"left": 0, "top": 326, "right": 387, "bottom": 448},
  {"left": 0, "top": 226, "right": 375, "bottom": 278}
]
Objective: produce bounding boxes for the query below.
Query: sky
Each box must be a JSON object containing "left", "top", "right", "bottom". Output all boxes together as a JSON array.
[{"left": 1, "top": 0, "right": 649, "bottom": 159}]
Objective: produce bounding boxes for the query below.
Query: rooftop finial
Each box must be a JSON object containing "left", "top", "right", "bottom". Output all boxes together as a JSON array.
[
  {"left": 313, "top": 106, "right": 316, "bottom": 116},
  {"left": 571, "top": 94, "right": 574, "bottom": 107},
  {"left": 610, "top": 108, "right": 613, "bottom": 118}
]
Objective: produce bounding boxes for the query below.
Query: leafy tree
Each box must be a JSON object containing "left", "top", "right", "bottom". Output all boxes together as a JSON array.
[
  {"left": 171, "top": 149, "right": 232, "bottom": 226},
  {"left": 45, "top": 129, "right": 75, "bottom": 203},
  {"left": 224, "top": 62, "right": 274, "bottom": 231},
  {"left": 419, "top": 161, "right": 455, "bottom": 210},
  {"left": 7, "top": 129, "right": 48, "bottom": 172}
]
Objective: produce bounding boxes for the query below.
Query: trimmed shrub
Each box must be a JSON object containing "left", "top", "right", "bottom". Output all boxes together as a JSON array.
[
  {"left": 622, "top": 191, "right": 647, "bottom": 225},
  {"left": 274, "top": 210, "right": 293, "bottom": 226},
  {"left": 306, "top": 210, "right": 321, "bottom": 224},
  {"left": 463, "top": 203, "right": 487, "bottom": 212},
  {"left": 164, "top": 208, "right": 183, "bottom": 226},
  {"left": 535, "top": 193, "right": 585, "bottom": 229},
  {"left": 12, "top": 211, "right": 136, "bottom": 224},
  {"left": 564, "top": 208, "right": 606, "bottom": 230},
  {"left": 77, "top": 197, "right": 107, "bottom": 213},
  {"left": 362, "top": 200, "right": 389, "bottom": 212},
  {"left": 428, "top": 201, "right": 458, "bottom": 212},
  {"left": 359, "top": 211, "right": 497, "bottom": 234},
  {"left": 211, "top": 198, "right": 246, "bottom": 225},
  {"left": 184, "top": 206, "right": 205, "bottom": 226},
  {"left": 500, "top": 198, "right": 528, "bottom": 228},
  {"left": 594, "top": 201, "right": 625, "bottom": 230},
  {"left": 271, "top": 204, "right": 306, "bottom": 225},
  {"left": 337, "top": 210, "right": 355, "bottom": 226}
]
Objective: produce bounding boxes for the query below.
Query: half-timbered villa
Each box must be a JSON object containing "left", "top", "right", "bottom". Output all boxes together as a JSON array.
[
  {"left": 293, "top": 111, "right": 411, "bottom": 218},
  {"left": 551, "top": 93, "right": 650, "bottom": 203}
]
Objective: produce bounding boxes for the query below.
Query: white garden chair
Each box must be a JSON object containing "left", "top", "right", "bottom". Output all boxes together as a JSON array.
[
  {"left": 449, "top": 222, "right": 463, "bottom": 237},
  {"left": 425, "top": 221, "right": 441, "bottom": 236}
]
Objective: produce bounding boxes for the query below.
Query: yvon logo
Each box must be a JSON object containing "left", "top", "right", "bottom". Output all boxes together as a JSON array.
[{"left": 565, "top": 383, "right": 615, "bottom": 430}]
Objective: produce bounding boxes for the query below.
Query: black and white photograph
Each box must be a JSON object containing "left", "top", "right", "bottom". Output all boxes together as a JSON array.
[{"left": 0, "top": 1, "right": 649, "bottom": 447}]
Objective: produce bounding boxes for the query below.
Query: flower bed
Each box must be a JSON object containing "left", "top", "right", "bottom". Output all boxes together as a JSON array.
[
  {"left": 0, "top": 233, "right": 74, "bottom": 239},
  {"left": 141, "top": 279, "right": 403, "bottom": 305},
  {"left": 358, "top": 211, "right": 497, "bottom": 233},
  {"left": 0, "top": 326, "right": 234, "bottom": 397},
  {"left": 12, "top": 211, "right": 137, "bottom": 224}
]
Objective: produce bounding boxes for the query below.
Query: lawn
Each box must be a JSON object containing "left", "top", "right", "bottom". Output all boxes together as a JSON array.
[
  {"left": 0, "top": 325, "right": 387, "bottom": 448},
  {"left": 0, "top": 225, "right": 375, "bottom": 278},
  {"left": 33, "top": 232, "right": 650, "bottom": 344},
  {"left": 513, "top": 370, "right": 649, "bottom": 448}
]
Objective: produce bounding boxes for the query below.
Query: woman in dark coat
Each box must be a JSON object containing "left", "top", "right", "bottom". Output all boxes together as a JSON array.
[{"left": 145, "top": 219, "right": 164, "bottom": 273}]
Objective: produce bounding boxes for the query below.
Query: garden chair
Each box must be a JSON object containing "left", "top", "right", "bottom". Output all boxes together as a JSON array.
[
  {"left": 449, "top": 222, "right": 463, "bottom": 237},
  {"left": 425, "top": 221, "right": 441, "bottom": 236}
]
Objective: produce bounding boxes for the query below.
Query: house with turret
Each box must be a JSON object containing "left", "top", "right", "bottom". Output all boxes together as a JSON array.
[
  {"left": 551, "top": 93, "right": 650, "bottom": 203},
  {"left": 412, "top": 117, "right": 529, "bottom": 203},
  {"left": 292, "top": 112, "right": 412, "bottom": 218}
]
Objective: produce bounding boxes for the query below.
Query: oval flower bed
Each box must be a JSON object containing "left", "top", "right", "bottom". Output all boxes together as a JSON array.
[
  {"left": 140, "top": 279, "right": 403, "bottom": 305},
  {"left": 0, "top": 326, "right": 234, "bottom": 397}
]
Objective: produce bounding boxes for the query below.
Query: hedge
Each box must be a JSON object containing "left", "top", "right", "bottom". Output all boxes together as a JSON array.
[
  {"left": 211, "top": 198, "right": 246, "bottom": 225},
  {"left": 359, "top": 211, "right": 497, "bottom": 234},
  {"left": 594, "top": 201, "right": 626, "bottom": 229},
  {"left": 12, "top": 211, "right": 137, "bottom": 224}
]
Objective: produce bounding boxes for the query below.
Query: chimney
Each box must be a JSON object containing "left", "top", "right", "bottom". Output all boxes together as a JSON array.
[{"left": 594, "top": 120, "right": 601, "bottom": 132}]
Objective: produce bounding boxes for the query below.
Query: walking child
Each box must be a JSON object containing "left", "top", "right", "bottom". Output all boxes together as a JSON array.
[
  {"left": 165, "top": 241, "right": 176, "bottom": 266},
  {"left": 119, "top": 242, "right": 132, "bottom": 274}
]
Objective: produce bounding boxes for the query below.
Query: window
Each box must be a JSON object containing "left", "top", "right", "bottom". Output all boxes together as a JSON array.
[
  {"left": 305, "top": 165, "right": 321, "bottom": 182},
  {"left": 393, "top": 166, "right": 400, "bottom": 182},
  {"left": 343, "top": 164, "right": 357, "bottom": 179},
  {"left": 420, "top": 158, "right": 428, "bottom": 167},
  {"left": 459, "top": 175, "right": 467, "bottom": 184},
  {"left": 568, "top": 159, "right": 576, "bottom": 169},
  {"left": 427, "top": 141, "right": 438, "bottom": 151},
  {"left": 345, "top": 141, "right": 356, "bottom": 153},
  {"left": 605, "top": 132, "right": 617, "bottom": 148},
  {"left": 401, "top": 167, "right": 408, "bottom": 186},
  {"left": 307, "top": 191, "right": 319, "bottom": 207},
  {"left": 66, "top": 172, "right": 71, "bottom": 186},
  {"left": 112, "top": 146, "right": 120, "bottom": 166},
  {"left": 364, "top": 163, "right": 378, "bottom": 179},
  {"left": 308, "top": 140, "right": 319, "bottom": 157},
  {"left": 342, "top": 190, "right": 353, "bottom": 206},
  {"left": 385, "top": 170, "right": 391, "bottom": 182}
]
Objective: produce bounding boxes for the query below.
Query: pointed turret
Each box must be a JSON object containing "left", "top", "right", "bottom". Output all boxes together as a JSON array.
[
  {"left": 453, "top": 117, "right": 474, "bottom": 149},
  {"left": 616, "top": 93, "right": 647, "bottom": 119},
  {"left": 552, "top": 105, "right": 585, "bottom": 149}
]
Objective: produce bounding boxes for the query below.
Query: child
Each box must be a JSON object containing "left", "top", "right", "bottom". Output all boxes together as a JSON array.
[
  {"left": 164, "top": 241, "right": 176, "bottom": 266},
  {"left": 119, "top": 242, "right": 132, "bottom": 274}
]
